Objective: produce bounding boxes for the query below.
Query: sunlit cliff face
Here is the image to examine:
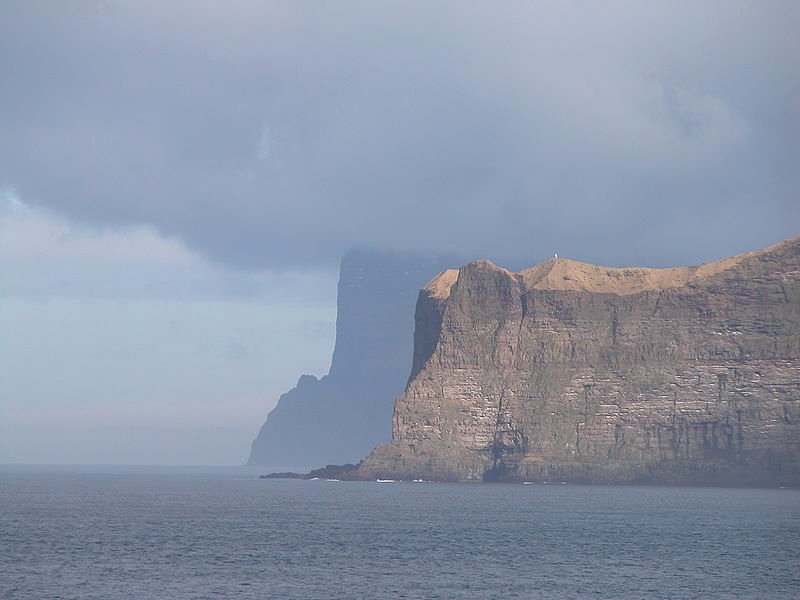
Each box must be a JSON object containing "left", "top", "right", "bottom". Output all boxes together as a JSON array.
[{"left": 359, "top": 238, "right": 800, "bottom": 485}]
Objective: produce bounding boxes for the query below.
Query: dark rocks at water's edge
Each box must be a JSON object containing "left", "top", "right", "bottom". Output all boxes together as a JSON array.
[
  {"left": 356, "top": 237, "right": 800, "bottom": 486},
  {"left": 247, "top": 250, "right": 458, "bottom": 470},
  {"left": 260, "top": 464, "right": 360, "bottom": 480},
  {"left": 259, "top": 471, "right": 306, "bottom": 480}
]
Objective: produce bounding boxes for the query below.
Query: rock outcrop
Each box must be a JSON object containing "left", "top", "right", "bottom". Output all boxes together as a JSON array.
[
  {"left": 358, "top": 237, "right": 800, "bottom": 485},
  {"left": 248, "top": 250, "right": 454, "bottom": 469}
]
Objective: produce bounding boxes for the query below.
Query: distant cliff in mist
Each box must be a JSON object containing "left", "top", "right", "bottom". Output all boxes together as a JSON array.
[{"left": 248, "top": 250, "right": 455, "bottom": 469}]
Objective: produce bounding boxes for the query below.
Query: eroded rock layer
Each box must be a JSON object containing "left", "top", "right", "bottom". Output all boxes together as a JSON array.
[{"left": 358, "top": 238, "right": 800, "bottom": 485}]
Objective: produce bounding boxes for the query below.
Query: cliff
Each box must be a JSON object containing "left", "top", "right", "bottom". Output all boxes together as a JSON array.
[
  {"left": 248, "top": 250, "right": 454, "bottom": 469},
  {"left": 358, "top": 237, "right": 800, "bottom": 485}
]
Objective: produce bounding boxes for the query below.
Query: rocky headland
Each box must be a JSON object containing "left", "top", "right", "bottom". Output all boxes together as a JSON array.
[{"left": 355, "top": 237, "right": 800, "bottom": 485}]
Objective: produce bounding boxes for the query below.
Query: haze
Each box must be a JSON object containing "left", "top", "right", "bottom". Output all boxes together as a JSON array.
[{"left": 1, "top": 1, "right": 797, "bottom": 465}]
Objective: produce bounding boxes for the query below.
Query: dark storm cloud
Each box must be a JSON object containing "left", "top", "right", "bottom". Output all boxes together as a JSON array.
[{"left": 1, "top": 1, "right": 797, "bottom": 269}]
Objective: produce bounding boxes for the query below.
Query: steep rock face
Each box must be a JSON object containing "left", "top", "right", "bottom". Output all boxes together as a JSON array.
[
  {"left": 248, "top": 250, "right": 453, "bottom": 469},
  {"left": 359, "top": 238, "right": 800, "bottom": 485}
]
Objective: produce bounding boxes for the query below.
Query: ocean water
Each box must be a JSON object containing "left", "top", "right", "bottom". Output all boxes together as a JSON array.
[{"left": 1, "top": 466, "right": 798, "bottom": 599}]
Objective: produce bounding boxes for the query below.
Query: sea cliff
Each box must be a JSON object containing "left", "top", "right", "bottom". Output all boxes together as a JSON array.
[
  {"left": 248, "top": 250, "right": 454, "bottom": 469},
  {"left": 357, "top": 238, "right": 800, "bottom": 485}
]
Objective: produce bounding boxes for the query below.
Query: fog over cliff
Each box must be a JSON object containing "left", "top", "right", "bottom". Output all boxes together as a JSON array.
[
  {"left": 1, "top": 2, "right": 797, "bottom": 464},
  {"left": 248, "top": 251, "right": 456, "bottom": 470}
]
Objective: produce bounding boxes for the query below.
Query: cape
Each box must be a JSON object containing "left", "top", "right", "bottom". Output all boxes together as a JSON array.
[{"left": 357, "top": 237, "right": 800, "bottom": 485}]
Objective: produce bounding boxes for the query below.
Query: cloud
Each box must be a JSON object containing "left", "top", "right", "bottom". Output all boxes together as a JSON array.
[
  {"left": 0, "top": 188, "right": 340, "bottom": 464},
  {"left": 0, "top": 1, "right": 797, "bottom": 270},
  {"left": 0, "top": 191, "right": 338, "bottom": 300},
  {"left": 0, "top": 189, "right": 194, "bottom": 263}
]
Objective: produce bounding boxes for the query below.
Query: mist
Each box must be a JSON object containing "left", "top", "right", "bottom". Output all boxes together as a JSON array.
[{"left": 1, "top": 1, "right": 797, "bottom": 465}]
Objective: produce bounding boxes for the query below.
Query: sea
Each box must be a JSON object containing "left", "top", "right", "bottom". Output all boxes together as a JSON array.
[{"left": 1, "top": 465, "right": 798, "bottom": 599}]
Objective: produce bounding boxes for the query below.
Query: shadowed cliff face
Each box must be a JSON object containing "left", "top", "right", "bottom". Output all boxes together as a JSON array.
[
  {"left": 359, "top": 237, "right": 800, "bottom": 485},
  {"left": 247, "top": 251, "right": 455, "bottom": 469}
]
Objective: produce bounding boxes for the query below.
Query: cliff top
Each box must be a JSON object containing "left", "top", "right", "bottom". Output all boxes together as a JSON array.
[
  {"left": 423, "top": 236, "right": 799, "bottom": 298},
  {"left": 424, "top": 269, "right": 460, "bottom": 299}
]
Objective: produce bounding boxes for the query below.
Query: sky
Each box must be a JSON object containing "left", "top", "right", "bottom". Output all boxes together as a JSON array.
[
  {"left": 1, "top": 1, "right": 797, "bottom": 464},
  {"left": 0, "top": 193, "right": 337, "bottom": 464}
]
